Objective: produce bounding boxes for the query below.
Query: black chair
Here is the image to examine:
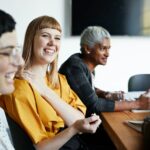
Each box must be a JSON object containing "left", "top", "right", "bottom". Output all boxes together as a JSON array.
[
  {"left": 128, "top": 74, "right": 150, "bottom": 91},
  {"left": 5, "top": 113, "right": 35, "bottom": 150}
]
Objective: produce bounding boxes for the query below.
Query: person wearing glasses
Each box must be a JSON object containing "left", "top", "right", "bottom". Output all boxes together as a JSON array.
[
  {"left": 59, "top": 26, "right": 150, "bottom": 148},
  {"left": 0, "top": 9, "right": 24, "bottom": 150},
  {"left": 0, "top": 16, "right": 101, "bottom": 150}
]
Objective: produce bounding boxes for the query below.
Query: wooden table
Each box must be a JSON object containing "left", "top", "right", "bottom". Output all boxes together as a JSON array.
[{"left": 100, "top": 111, "right": 150, "bottom": 150}]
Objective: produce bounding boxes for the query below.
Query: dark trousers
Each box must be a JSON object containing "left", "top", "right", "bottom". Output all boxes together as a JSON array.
[
  {"left": 79, "top": 124, "right": 116, "bottom": 150},
  {"left": 59, "top": 124, "right": 116, "bottom": 150},
  {"left": 59, "top": 134, "right": 89, "bottom": 150}
]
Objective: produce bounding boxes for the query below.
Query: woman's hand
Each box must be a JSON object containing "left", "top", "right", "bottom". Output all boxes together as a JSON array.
[
  {"left": 72, "top": 114, "right": 101, "bottom": 134},
  {"left": 35, "top": 115, "right": 101, "bottom": 150},
  {"left": 22, "top": 70, "right": 50, "bottom": 96},
  {"left": 137, "top": 89, "right": 150, "bottom": 110},
  {"left": 105, "top": 91, "right": 124, "bottom": 101}
]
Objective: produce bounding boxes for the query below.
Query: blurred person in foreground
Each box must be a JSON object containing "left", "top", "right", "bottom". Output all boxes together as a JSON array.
[{"left": 0, "top": 9, "right": 24, "bottom": 150}]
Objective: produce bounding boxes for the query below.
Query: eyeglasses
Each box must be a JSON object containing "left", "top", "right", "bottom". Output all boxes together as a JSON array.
[
  {"left": 0, "top": 46, "right": 22, "bottom": 64},
  {"left": 0, "top": 46, "right": 21, "bottom": 56}
]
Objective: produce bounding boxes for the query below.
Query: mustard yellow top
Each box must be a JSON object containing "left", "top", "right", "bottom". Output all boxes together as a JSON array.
[{"left": 0, "top": 74, "right": 86, "bottom": 144}]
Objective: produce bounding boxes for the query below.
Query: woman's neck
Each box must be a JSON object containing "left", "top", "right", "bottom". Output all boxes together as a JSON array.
[
  {"left": 83, "top": 57, "right": 95, "bottom": 72},
  {"left": 27, "top": 64, "right": 47, "bottom": 77}
]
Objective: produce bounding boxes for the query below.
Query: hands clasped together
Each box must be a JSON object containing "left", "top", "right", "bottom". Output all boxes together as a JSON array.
[
  {"left": 73, "top": 114, "right": 101, "bottom": 134},
  {"left": 137, "top": 90, "right": 150, "bottom": 110}
]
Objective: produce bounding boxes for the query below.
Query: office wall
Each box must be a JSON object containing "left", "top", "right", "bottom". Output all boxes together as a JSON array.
[{"left": 1, "top": 0, "right": 150, "bottom": 92}]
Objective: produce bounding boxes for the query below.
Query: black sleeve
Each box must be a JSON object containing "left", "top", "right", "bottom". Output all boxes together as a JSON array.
[{"left": 59, "top": 62, "right": 115, "bottom": 116}]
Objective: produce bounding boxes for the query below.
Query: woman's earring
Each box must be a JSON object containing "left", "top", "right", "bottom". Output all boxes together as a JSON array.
[{"left": 87, "top": 51, "right": 90, "bottom": 54}]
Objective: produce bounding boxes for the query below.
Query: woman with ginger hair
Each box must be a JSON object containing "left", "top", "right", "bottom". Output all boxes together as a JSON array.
[{"left": 0, "top": 16, "right": 101, "bottom": 150}]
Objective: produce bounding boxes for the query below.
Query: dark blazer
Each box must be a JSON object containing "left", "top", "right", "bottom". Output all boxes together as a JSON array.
[{"left": 59, "top": 53, "right": 115, "bottom": 116}]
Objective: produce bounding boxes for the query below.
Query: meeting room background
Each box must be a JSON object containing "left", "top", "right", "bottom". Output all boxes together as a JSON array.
[{"left": 1, "top": 0, "right": 150, "bottom": 92}]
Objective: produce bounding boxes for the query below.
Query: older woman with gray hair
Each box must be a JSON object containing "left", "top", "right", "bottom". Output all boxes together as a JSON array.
[
  {"left": 59, "top": 26, "right": 150, "bottom": 149},
  {"left": 59, "top": 26, "right": 150, "bottom": 114}
]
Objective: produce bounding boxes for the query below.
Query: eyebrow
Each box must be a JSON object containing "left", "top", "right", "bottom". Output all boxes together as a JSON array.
[
  {"left": 0, "top": 46, "right": 15, "bottom": 50},
  {"left": 40, "top": 31, "right": 61, "bottom": 37}
]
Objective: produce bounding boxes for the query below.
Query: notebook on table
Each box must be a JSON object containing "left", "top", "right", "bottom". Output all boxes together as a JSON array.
[{"left": 124, "top": 120, "right": 143, "bottom": 132}]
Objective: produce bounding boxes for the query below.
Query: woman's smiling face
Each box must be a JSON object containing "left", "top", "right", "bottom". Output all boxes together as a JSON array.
[
  {"left": 32, "top": 28, "right": 61, "bottom": 65},
  {"left": 0, "top": 30, "right": 24, "bottom": 94}
]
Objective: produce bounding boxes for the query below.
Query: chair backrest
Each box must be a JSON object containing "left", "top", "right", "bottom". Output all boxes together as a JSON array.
[
  {"left": 128, "top": 74, "right": 150, "bottom": 91},
  {"left": 5, "top": 113, "right": 35, "bottom": 150}
]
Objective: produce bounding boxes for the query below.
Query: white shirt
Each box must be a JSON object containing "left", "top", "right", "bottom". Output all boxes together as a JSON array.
[
  {"left": 91, "top": 73, "right": 95, "bottom": 90},
  {"left": 0, "top": 108, "right": 14, "bottom": 150}
]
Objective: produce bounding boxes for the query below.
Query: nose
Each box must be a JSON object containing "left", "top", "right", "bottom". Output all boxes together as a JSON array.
[
  {"left": 48, "top": 37, "right": 55, "bottom": 46},
  {"left": 10, "top": 52, "right": 24, "bottom": 67},
  {"left": 105, "top": 49, "right": 109, "bottom": 57},
  {"left": 17, "top": 53, "right": 24, "bottom": 66}
]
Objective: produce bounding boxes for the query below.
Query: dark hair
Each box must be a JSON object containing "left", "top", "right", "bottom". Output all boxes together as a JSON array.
[{"left": 0, "top": 9, "right": 16, "bottom": 37}]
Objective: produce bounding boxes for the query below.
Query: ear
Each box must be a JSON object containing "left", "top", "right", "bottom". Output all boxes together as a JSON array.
[{"left": 83, "top": 45, "right": 91, "bottom": 54}]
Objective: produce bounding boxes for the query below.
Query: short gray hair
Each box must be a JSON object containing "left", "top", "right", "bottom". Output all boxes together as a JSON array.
[{"left": 80, "top": 26, "right": 111, "bottom": 49}]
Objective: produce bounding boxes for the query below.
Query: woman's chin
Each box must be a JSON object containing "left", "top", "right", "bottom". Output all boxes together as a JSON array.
[{"left": 1, "top": 85, "right": 15, "bottom": 94}]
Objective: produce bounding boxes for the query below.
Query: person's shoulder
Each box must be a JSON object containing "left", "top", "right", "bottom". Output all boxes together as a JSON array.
[
  {"left": 58, "top": 73, "right": 74, "bottom": 85},
  {"left": 0, "top": 107, "right": 5, "bottom": 115},
  {"left": 14, "top": 77, "right": 28, "bottom": 85},
  {"left": 59, "top": 53, "right": 83, "bottom": 71},
  {"left": 63, "top": 53, "right": 82, "bottom": 65},
  {"left": 0, "top": 108, "right": 8, "bottom": 127},
  {"left": 58, "top": 73, "right": 67, "bottom": 81},
  {"left": 12, "top": 78, "right": 36, "bottom": 102},
  {"left": 59, "top": 54, "right": 89, "bottom": 77},
  {"left": 14, "top": 78, "right": 30, "bottom": 91}
]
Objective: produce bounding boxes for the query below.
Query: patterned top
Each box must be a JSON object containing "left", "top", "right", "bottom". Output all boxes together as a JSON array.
[
  {"left": 0, "top": 108, "right": 14, "bottom": 150},
  {"left": 59, "top": 53, "right": 115, "bottom": 116}
]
